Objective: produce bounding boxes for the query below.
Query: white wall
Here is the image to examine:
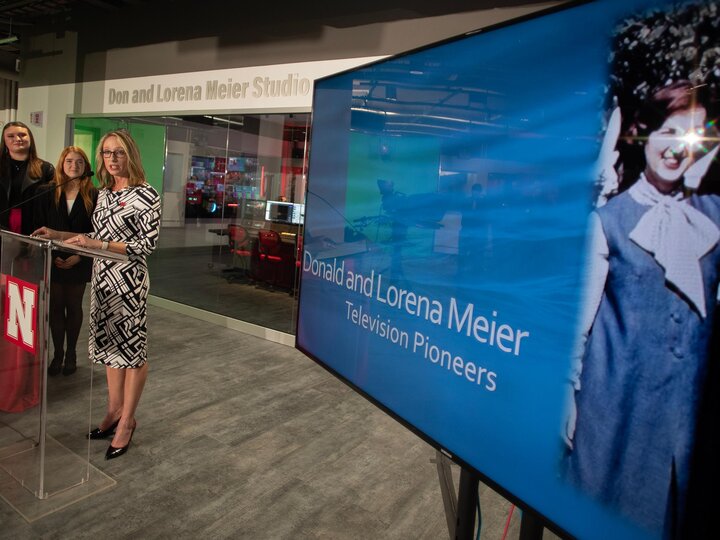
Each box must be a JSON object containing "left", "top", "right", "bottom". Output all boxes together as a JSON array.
[
  {"left": 17, "top": 83, "right": 75, "bottom": 165},
  {"left": 17, "top": 32, "right": 78, "bottom": 164}
]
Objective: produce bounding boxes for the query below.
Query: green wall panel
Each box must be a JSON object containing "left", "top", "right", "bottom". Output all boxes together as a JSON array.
[{"left": 72, "top": 118, "right": 166, "bottom": 195}]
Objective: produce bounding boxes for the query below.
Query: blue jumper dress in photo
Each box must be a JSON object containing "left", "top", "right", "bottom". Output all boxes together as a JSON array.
[{"left": 566, "top": 190, "right": 720, "bottom": 533}]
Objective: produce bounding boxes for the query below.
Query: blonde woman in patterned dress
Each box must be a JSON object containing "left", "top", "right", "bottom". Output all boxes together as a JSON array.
[{"left": 34, "top": 129, "right": 161, "bottom": 460}]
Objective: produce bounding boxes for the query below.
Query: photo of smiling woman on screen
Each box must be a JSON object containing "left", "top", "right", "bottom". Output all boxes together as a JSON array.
[{"left": 563, "top": 1, "right": 720, "bottom": 536}]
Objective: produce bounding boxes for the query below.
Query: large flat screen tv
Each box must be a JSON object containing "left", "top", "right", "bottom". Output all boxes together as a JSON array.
[{"left": 296, "top": 1, "right": 720, "bottom": 538}]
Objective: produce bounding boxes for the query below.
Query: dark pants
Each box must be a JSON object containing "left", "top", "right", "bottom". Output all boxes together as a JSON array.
[{"left": 49, "top": 282, "right": 87, "bottom": 362}]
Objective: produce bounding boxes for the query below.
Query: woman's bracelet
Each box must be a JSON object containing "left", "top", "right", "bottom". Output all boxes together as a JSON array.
[{"left": 101, "top": 240, "right": 109, "bottom": 250}]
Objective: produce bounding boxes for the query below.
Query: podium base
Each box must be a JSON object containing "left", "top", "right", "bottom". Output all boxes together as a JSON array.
[{"left": 0, "top": 435, "right": 115, "bottom": 522}]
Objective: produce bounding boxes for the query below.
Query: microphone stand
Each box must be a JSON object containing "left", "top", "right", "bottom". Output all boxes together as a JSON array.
[{"left": 0, "top": 171, "right": 95, "bottom": 227}]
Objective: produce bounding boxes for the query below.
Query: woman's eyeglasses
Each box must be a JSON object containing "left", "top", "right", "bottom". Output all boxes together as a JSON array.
[{"left": 101, "top": 149, "right": 127, "bottom": 159}]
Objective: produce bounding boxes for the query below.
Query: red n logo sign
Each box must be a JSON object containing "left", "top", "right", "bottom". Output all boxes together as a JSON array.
[{"left": 4, "top": 276, "right": 38, "bottom": 353}]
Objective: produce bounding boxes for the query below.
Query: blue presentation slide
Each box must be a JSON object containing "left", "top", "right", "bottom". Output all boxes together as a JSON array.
[{"left": 297, "top": 1, "right": 720, "bottom": 538}]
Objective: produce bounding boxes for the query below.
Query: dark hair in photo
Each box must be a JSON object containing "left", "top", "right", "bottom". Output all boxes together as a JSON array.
[
  {"left": 617, "top": 80, "right": 716, "bottom": 191},
  {"left": 606, "top": 1, "right": 720, "bottom": 194}
]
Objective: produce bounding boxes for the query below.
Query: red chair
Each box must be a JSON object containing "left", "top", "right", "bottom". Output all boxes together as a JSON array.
[
  {"left": 227, "top": 224, "right": 252, "bottom": 278},
  {"left": 257, "top": 229, "right": 283, "bottom": 287}
]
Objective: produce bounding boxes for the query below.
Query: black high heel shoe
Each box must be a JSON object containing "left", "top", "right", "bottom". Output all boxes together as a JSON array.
[
  {"left": 105, "top": 423, "right": 136, "bottom": 460},
  {"left": 87, "top": 418, "right": 120, "bottom": 440}
]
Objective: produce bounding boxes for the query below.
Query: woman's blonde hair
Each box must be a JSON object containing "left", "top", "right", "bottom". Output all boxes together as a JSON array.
[
  {"left": 95, "top": 129, "right": 147, "bottom": 188},
  {"left": 53, "top": 146, "right": 96, "bottom": 215}
]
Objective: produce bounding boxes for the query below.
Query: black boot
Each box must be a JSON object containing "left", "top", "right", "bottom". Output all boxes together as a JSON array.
[
  {"left": 62, "top": 352, "right": 77, "bottom": 376},
  {"left": 48, "top": 354, "right": 63, "bottom": 376}
]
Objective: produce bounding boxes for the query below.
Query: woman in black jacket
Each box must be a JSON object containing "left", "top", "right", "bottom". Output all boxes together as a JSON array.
[
  {"left": 35, "top": 146, "right": 97, "bottom": 375},
  {"left": 0, "top": 122, "right": 54, "bottom": 234}
]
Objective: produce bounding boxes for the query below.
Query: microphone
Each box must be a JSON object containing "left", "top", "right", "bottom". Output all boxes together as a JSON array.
[
  {"left": 79, "top": 170, "right": 94, "bottom": 179},
  {"left": 0, "top": 169, "right": 96, "bottom": 222}
]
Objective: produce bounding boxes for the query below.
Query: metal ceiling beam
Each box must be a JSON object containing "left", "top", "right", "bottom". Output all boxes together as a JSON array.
[{"left": 0, "top": 0, "right": 60, "bottom": 14}]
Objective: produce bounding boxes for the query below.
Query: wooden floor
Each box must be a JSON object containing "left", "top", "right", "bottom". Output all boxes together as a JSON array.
[{"left": 0, "top": 304, "right": 558, "bottom": 540}]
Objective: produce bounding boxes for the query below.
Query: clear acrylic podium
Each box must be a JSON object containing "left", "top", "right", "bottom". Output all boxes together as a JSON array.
[{"left": 0, "top": 229, "right": 124, "bottom": 521}]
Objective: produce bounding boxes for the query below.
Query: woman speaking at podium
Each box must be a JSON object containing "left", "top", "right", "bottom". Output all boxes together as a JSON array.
[{"left": 34, "top": 129, "right": 161, "bottom": 460}]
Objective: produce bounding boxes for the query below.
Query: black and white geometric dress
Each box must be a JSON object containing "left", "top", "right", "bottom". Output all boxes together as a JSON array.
[{"left": 88, "top": 184, "right": 161, "bottom": 368}]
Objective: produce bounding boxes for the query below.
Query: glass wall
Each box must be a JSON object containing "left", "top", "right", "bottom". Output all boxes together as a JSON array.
[{"left": 72, "top": 113, "right": 309, "bottom": 335}]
